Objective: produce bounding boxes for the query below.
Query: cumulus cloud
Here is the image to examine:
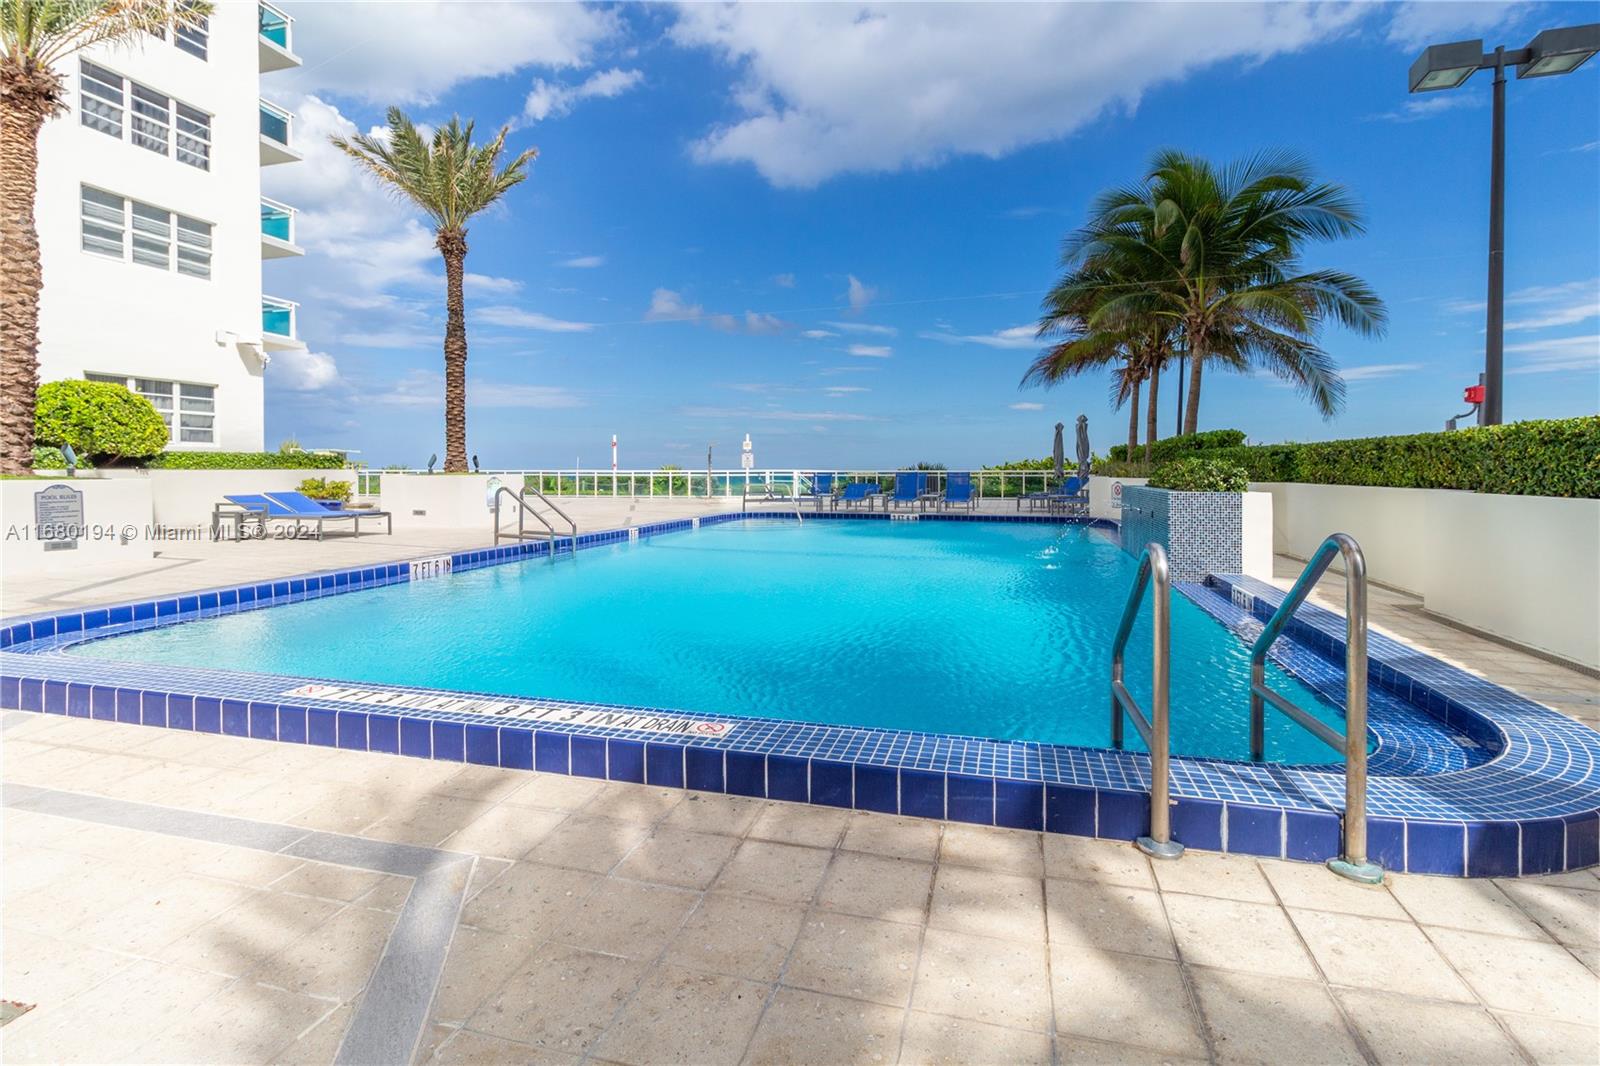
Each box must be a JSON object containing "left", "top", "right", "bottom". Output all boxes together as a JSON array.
[
  {"left": 670, "top": 2, "right": 1368, "bottom": 186},
  {"left": 522, "top": 68, "right": 644, "bottom": 125},
  {"left": 465, "top": 273, "right": 522, "bottom": 294},
  {"left": 1384, "top": 1, "right": 1525, "bottom": 50},
  {"left": 646, "top": 288, "right": 704, "bottom": 322},
  {"left": 645, "top": 289, "right": 791, "bottom": 334},
  {"left": 476, "top": 306, "right": 595, "bottom": 332},
  {"left": 271, "top": 349, "right": 340, "bottom": 391},
  {"left": 921, "top": 325, "right": 1039, "bottom": 350},
  {"left": 845, "top": 275, "right": 877, "bottom": 312},
  {"left": 847, "top": 344, "right": 892, "bottom": 358}
]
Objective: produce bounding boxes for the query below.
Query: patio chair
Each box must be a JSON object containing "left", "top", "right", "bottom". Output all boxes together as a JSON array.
[
  {"left": 798, "top": 472, "right": 836, "bottom": 510},
  {"left": 1017, "top": 476, "right": 1088, "bottom": 515},
  {"left": 835, "top": 482, "right": 880, "bottom": 511},
  {"left": 939, "top": 471, "right": 977, "bottom": 511},
  {"left": 213, "top": 491, "right": 392, "bottom": 540},
  {"left": 884, "top": 471, "right": 929, "bottom": 512}
]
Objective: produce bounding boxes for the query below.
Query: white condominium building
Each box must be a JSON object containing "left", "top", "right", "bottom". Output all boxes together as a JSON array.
[{"left": 33, "top": 1, "right": 305, "bottom": 452}]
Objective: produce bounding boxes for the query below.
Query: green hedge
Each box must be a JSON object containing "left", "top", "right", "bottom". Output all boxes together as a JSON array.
[
  {"left": 31, "top": 445, "right": 93, "bottom": 470},
  {"left": 35, "top": 380, "right": 167, "bottom": 462},
  {"left": 1109, "top": 429, "right": 1245, "bottom": 464},
  {"left": 1146, "top": 458, "right": 1250, "bottom": 493},
  {"left": 145, "top": 451, "right": 346, "bottom": 470}
]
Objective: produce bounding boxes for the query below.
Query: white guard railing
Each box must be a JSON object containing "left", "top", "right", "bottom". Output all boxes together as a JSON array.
[{"left": 353, "top": 469, "right": 1082, "bottom": 500}]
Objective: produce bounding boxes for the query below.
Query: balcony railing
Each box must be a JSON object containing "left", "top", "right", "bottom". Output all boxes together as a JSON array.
[
  {"left": 260, "top": 198, "right": 293, "bottom": 241},
  {"left": 257, "top": 1, "right": 299, "bottom": 71},
  {"left": 259, "top": 101, "right": 290, "bottom": 145},
  {"left": 262, "top": 296, "right": 296, "bottom": 339}
]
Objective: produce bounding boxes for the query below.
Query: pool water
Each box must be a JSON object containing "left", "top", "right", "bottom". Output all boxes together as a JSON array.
[{"left": 71, "top": 522, "right": 1349, "bottom": 762}]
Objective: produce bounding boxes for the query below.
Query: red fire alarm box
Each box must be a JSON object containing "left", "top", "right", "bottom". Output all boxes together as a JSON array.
[{"left": 1464, "top": 384, "right": 1486, "bottom": 405}]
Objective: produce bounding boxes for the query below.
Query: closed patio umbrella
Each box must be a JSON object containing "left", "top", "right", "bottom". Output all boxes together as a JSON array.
[
  {"left": 1075, "top": 414, "right": 1091, "bottom": 480},
  {"left": 1052, "top": 422, "right": 1065, "bottom": 480}
]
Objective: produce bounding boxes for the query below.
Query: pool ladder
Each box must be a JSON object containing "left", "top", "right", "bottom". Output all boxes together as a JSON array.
[
  {"left": 492, "top": 485, "right": 577, "bottom": 553},
  {"left": 1110, "top": 534, "right": 1380, "bottom": 882}
]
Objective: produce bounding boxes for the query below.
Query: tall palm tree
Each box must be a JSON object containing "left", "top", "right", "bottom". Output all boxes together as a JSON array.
[
  {"left": 1, "top": 0, "right": 210, "bottom": 475},
  {"left": 1081, "top": 149, "right": 1387, "bottom": 434},
  {"left": 333, "top": 109, "right": 536, "bottom": 472}
]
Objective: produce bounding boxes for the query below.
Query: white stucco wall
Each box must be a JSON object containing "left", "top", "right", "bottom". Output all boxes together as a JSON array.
[
  {"left": 0, "top": 478, "right": 154, "bottom": 577},
  {"left": 1240, "top": 491, "right": 1273, "bottom": 581},
  {"left": 86, "top": 468, "right": 356, "bottom": 528},
  {"left": 1253, "top": 483, "right": 1432, "bottom": 596},
  {"left": 380, "top": 475, "right": 504, "bottom": 530},
  {"left": 1089, "top": 476, "right": 1148, "bottom": 521}
]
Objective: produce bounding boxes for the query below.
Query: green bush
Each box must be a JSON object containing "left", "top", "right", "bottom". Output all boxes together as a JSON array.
[
  {"left": 31, "top": 445, "right": 93, "bottom": 470},
  {"left": 34, "top": 380, "right": 168, "bottom": 463},
  {"left": 297, "top": 477, "right": 352, "bottom": 502},
  {"left": 1109, "top": 428, "right": 1247, "bottom": 464},
  {"left": 146, "top": 451, "right": 345, "bottom": 470},
  {"left": 1147, "top": 458, "right": 1250, "bottom": 492}
]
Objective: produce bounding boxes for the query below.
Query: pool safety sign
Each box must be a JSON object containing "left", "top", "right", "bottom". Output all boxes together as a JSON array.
[{"left": 280, "top": 683, "right": 735, "bottom": 738}]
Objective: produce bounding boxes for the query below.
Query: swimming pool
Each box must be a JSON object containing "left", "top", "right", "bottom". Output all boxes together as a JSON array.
[{"left": 69, "top": 521, "right": 1342, "bottom": 762}]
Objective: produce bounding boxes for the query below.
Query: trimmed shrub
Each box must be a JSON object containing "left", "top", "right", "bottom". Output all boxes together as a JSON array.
[
  {"left": 298, "top": 477, "right": 352, "bottom": 502},
  {"left": 1109, "top": 429, "right": 1247, "bottom": 464},
  {"left": 1147, "top": 458, "right": 1250, "bottom": 493},
  {"left": 31, "top": 445, "right": 93, "bottom": 470},
  {"left": 1195, "top": 444, "right": 1303, "bottom": 483},
  {"left": 34, "top": 380, "right": 167, "bottom": 463},
  {"left": 146, "top": 451, "right": 345, "bottom": 470}
]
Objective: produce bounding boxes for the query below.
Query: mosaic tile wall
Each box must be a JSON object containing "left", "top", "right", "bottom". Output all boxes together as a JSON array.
[{"left": 1119, "top": 486, "right": 1243, "bottom": 581}]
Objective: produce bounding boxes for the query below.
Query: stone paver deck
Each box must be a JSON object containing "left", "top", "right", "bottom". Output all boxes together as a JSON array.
[{"left": 3, "top": 712, "right": 1597, "bottom": 1065}]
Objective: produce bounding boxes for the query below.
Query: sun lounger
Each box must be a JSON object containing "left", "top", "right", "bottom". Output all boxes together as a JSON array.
[
  {"left": 836, "top": 482, "right": 880, "bottom": 510},
  {"left": 213, "top": 491, "right": 392, "bottom": 540},
  {"left": 939, "top": 471, "right": 977, "bottom": 511},
  {"left": 885, "top": 471, "right": 929, "bottom": 512}
]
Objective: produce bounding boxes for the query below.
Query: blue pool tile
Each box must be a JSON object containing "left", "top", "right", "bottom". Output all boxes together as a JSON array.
[
  {"left": 1466, "top": 822, "right": 1520, "bottom": 878},
  {"left": 277, "top": 705, "right": 307, "bottom": 744},
  {"left": 499, "top": 728, "right": 533, "bottom": 771},
  {"left": 646, "top": 743, "right": 685, "bottom": 788},
  {"left": 766, "top": 755, "right": 809, "bottom": 803},
  {"left": 854, "top": 765, "right": 898, "bottom": 814},
  {"left": 1227, "top": 804, "right": 1284, "bottom": 858},
  {"left": 398, "top": 717, "right": 430, "bottom": 758},
  {"left": 1565, "top": 814, "right": 1599, "bottom": 870},
  {"left": 994, "top": 780, "right": 1044, "bottom": 831},
  {"left": 570, "top": 735, "right": 607, "bottom": 779},
  {"left": 726, "top": 751, "right": 766, "bottom": 798},
  {"left": 65, "top": 682, "right": 90, "bottom": 717},
  {"left": 166, "top": 693, "right": 193, "bottom": 731},
  {"left": 534, "top": 731, "right": 570, "bottom": 774},
  {"left": 465, "top": 724, "right": 498, "bottom": 766},
  {"left": 1096, "top": 789, "right": 1150, "bottom": 842},
  {"left": 1407, "top": 820, "right": 1465, "bottom": 876},
  {"left": 900, "top": 769, "right": 945, "bottom": 820},
  {"left": 44, "top": 680, "right": 67, "bottom": 714},
  {"left": 1367, "top": 818, "right": 1406, "bottom": 872},
  {"left": 19, "top": 678, "right": 43, "bottom": 712},
  {"left": 244, "top": 702, "right": 275, "bottom": 740},
  {"left": 1045, "top": 784, "right": 1095, "bottom": 836},
  {"left": 222, "top": 700, "right": 249, "bottom": 737},
  {"left": 947, "top": 774, "right": 994, "bottom": 826},
  {"left": 1518, "top": 818, "right": 1564, "bottom": 877},
  {"left": 0, "top": 675, "right": 17, "bottom": 708},
  {"left": 193, "top": 696, "right": 221, "bottom": 734},
  {"left": 115, "top": 688, "right": 141, "bottom": 725},
  {"left": 90, "top": 686, "right": 115, "bottom": 721},
  {"left": 368, "top": 714, "right": 399, "bottom": 754},
  {"left": 1284, "top": 809, "right": 1341, "bottom": 863},
  {"left": 307, "top": 708, "right": 337, "bottom": 747},
  {"left": 811, "top": 759, "right": 853, "bottom": 808},
  {"left": 608, "top": 739, "right": 645, "bottom": 784},
  {"left": 140, "top": 691, "right": 168, "bottom": 728},
  {"left": 1171, "top": 798, "right": 1224, "bottom": 852},
  {"left": 686, "top": 747, "right": 726, "bottom": 793},
  {"left": 336, "top": 711, "right": 368, "bottom": 751},
  {"left": 432, "top": 721, "right": 465, "bottom": 762}
]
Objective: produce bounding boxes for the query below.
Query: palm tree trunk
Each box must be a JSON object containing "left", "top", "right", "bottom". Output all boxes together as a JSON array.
[
  {"left": 0, "top": 86, "right": 51, "bottom": 477},
  {"left": 1183, "top": 354, "right": 1203, "bottom": 436},
  {"left": 437, "top": 229, "right": 469, "bottom": 472},
  {"left": 1144, "top": 362, "right": 1160, "bottom": 467},
  {"left": 1126, "top": 378, "right": 1140, "bottom": 456}
]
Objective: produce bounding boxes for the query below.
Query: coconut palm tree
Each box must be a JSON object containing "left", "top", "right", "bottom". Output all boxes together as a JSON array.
[
  {"left": 333, "top": 108, "right": 536, "bottom": 472},
  {"left": 0, "top": 0, "right": 211, "bottom": 475},
  {"left": 1079, "top": 149, "right": 1386, "bottom": 434}
]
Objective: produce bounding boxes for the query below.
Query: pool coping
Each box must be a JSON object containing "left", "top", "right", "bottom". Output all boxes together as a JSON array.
[{"left": 2, "top": 510, "right": 1596, "bottom": 878}]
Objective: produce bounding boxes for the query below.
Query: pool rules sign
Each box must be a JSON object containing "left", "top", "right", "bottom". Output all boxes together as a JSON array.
[{"left": 34, "top": 483, "right": 84, "bottom": 551}]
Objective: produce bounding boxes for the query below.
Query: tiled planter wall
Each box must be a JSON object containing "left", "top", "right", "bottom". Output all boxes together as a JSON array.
[{"left": 1118, "top": 486, "right": 1243, "bottom": 581}]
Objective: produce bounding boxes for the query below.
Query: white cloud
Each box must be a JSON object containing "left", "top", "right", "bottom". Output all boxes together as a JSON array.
[
  {"left": 679, "top": 405, "right": 877, "bottom": 423},
  {"left": 339, "top": 330, "right": 436, "bottom": 349},
  {"left": 278, "top": 2, "right": 622, "bottom": 103},
  {"left": 744, "top": 312, "right": 789, "bottom": 335},
  {"left": 476, "top": 306, "right": 595, "bottom": 332},
  {"left": 646, "top": 288, "right": 705, "bottom": 322},
  {"left": 373, "top": 370, "right": 583, "bottom": 408},
  {"left": 560, "top": 255, "right": 606, "bottom": 268},
  {"left": 1009, "top": 402, "right": 1045, "bottom": 411},
  {"left": 801, "top": 329, "right": 838, "bottom": 339},
  {"left": 822, "top": 320, "right": 896, "bottom": 336},
  {"left": 271, "top": 349, "right": 340, "bottom": 391},
  {"left": 847, "top": 344, "right": 892, "bottom": 358},
  {"left": 465, "top": 273, "right": 523, "bottom": 294},
  {"left": 825, "top": 385, "right": 870, "bottom": 394},
  {"left": 670, "top": 2, "right": 1367, "bottom": 186},
  {"left": 645, "top": 289, "right": 791, "bottom": 334},
  {"left": 522, "top": 68, "right": 644, "bottom": 124},
  {"left": 1504, "top": 279, "right": 1600, "bottom": 332},
  {"left": 1367, "top": 94, "right": 1482, "bottom": 123},
  {"left": 1505, "top": 335, "right": 1600, "bottom": 374},
  {"left": 846, "top": 275, "right": 877, "bottom": 312},
  {"left": 773, "top": 273, "right": 796, "bottom": 288},
  {"left": 921, "top": 325, "right": 1038, "bottom": 349},
  {"left": 1384, "top": 2, "right": 1524, "bottom": 50},
  {"left": 1339, "top": 363, "right": 1423, "bottom": 382}
]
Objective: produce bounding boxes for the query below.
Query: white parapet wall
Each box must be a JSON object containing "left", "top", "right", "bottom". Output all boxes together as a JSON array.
[
  {"left": 0, "top": 477, "right": 155, "bottom": 576},
  {"left": 85, "top": 468, "right": 358, "bottom": 529},
  {"left": 380, "top": 474, "right": 503, "bottom": 530},
  {"left": 1254, "top": 482, "right": 1600, "bottom": 669}
]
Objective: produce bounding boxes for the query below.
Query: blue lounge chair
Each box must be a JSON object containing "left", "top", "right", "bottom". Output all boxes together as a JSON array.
[
  {"left": 1019, "top": 476, "right": 1088, "bottom": 515},
  {"left": 799, "top": 472, "right": 836, "bottom": 510},
  {"left": 835, "top": 482, "right": 880, "bottom": 511},
  {"left": 213, "top": 491, "right": 391, "bottom": 540},
  {"left": 884, "top": 471, "right": 930, "bottom": 512},
  {"left": 939, "top": 471, "right": 976, "bottom": 511}
]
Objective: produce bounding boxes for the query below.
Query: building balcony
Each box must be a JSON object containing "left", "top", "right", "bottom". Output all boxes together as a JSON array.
[
  {"left": 262, "top": 296, "right": 304, "bottom": 350},
  {"left": 259, "top": 100, "right": 300, "bottom": 165},
  {"left": 260, "top": 198, "right": 302, "bottom": 258},
  {"left": 258, "top": 1, "right": 300, "bottom": 72}
]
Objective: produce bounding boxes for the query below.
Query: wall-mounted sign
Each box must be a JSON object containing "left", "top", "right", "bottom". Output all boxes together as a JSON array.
[
  {"left": 1111, "top": 481, "right": 1124, "bottom": 511},
  {"left": 34, "top": 484, "right": 84, "bottom": 552},
  {"left": 409, "top": 555, "right": 452, "bottom": 581}
]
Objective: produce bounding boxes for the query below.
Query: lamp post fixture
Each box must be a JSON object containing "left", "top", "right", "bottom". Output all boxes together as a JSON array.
[{"left": 1409, "top": 23, "right": 1600, "bottom": 426}]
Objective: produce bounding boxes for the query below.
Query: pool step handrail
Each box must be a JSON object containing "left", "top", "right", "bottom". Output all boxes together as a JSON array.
[
  {"left": 1249, "top": 532, "right": 1383, "bottom": 885},
  {"left": 1109, "top": 542, "right": 1182, "bottom": 860},
  {"left": 492, "top": 485, "right": 577, "bottom": 550}
]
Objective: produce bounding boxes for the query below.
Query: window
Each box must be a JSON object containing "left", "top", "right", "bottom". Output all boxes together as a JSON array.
[
  {"left": 79, "top": 61, "right": 124, "bottom": 138},
  {"left": 78, "top": 186, "right": 211, "bottom": 279},
  {"left": 174, "top": 6, "right": 208, "bottom": 59},
  {"left": 88, "top": 375, "right": 217, "bottom": 445},
  {"left": 174, "top": 103, "right": 210, "bottom": 170},
  {"left": 128, "top": 83, "right": 170, "bottom": 155},
  {"left": 79, "top": 186, "right": 125, "bottom": 258}
]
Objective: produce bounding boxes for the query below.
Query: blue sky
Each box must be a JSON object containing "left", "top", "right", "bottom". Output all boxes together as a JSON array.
[{"left": 262, "top": 2, "right": 1600, "bottom": 469}]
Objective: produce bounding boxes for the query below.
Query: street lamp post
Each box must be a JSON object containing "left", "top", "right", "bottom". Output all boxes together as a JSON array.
[{"left": 1409, "top": 24, "right": 1600, "bottom": 426}]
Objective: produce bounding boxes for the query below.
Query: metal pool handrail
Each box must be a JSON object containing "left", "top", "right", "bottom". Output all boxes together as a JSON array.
[
  {"left": 1109, "top": 542, "right": 1182, "bottom": 860},
  {"left": 1249, "top": 532, "right": 1383, "bottom": 885},
  {"left": 492, "top": 486, "right": 576, "bottom": 547}
]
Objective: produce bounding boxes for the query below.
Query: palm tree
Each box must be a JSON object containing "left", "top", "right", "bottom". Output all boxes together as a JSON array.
[
  {"left": 1, "top": 0, "right": 210, "bottom": 475},
  {"left": 1080, "top": 149, "right": 1386, "bottom": 434},
  {"left": 333, "top": 109, "right": 536, "bottom": 472}
]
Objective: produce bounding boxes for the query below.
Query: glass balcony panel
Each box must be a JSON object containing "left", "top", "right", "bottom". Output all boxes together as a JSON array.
[
  {"left": 262, "top": 301, "right": 294, "bottom": 337},
  {"left": 259, "top": 3, "right": 290, "bottom": 48},
  {"left": 259, "top": 105, "right": 289, "bottom": 146},
  {"left": 260, "top": 202, "right": 292, "bottom": 242}
]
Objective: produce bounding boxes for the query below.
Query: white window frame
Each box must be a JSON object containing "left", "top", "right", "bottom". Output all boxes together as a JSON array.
[
  {"left": 78, "top": 185, "right": 212, "bottom": 280},
  {"left": 174, "top": 102, "right": 211, "bottom": 170},
  {"left": 79, "top": 186, "right": 126, "bottom": 259},
  {"left": 76, "top": 60, "right": 209, "bottom": 169},
  {"left": 78, "top": 60, "right": 124, "bottom": 138},
  {"left": 174, "top": 4, "right": 209, "bottom": 59},
  {"left": 86, "top": 374, "right": 218, "bottom": 446}
]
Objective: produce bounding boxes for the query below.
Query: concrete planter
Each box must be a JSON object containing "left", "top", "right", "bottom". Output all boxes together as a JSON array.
[{"left": 1118, "top": 485, "right": 1272, "bottom": 581}]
